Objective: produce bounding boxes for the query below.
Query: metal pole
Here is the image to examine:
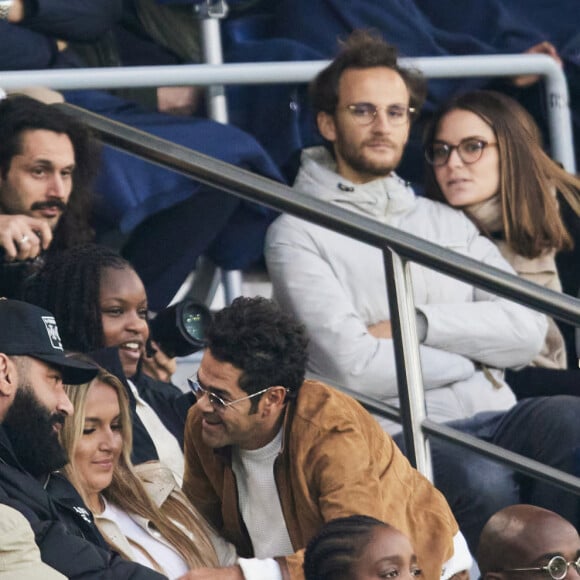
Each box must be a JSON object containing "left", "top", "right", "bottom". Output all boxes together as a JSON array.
[{"left": 383, "top": 248, "right": 432, "bottom": 479}]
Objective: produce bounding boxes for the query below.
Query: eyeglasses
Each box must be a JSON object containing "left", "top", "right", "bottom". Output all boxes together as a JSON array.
[
  {"left": 187, "top": 377, "right": 270, "bottom": 412},
  {"left": 345, "top": 103, "right": 415, "bottom": 127},
  {"left": 425, "top": 138, "right": 497, "bottom": 167},
  {"left": 500, "top": 555, "right": 580, "bottom": 579}
]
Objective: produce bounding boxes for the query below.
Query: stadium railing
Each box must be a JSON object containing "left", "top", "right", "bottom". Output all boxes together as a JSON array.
[{"left": 1, "top": 55, "right": 578, "bottom": 489}]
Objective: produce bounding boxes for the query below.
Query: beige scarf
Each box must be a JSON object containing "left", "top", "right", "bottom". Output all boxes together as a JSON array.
[{"left": 465, "top": 195, "right": 567, "bottom": 369}]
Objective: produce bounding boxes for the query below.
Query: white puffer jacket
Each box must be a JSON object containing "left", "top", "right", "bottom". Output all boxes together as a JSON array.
[{"left": 265, "top": 147, "right": 548, "bottom": 432}]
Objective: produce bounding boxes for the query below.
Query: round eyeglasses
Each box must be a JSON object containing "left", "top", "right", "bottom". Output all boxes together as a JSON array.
[
  {"left": 345, "top": 103, "right": 415, "bottom": 127},
  {"left": 424, "top": 138, "right": 498, "bottom": 167},
  {"left": 187, "top": 377, "right": 271, "bottom": 413},
  {"left": 500, "top": 555, "right": 580, "bottom": 580}
]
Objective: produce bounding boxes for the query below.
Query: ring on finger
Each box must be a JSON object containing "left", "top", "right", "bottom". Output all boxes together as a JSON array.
[{"left": 20, "top": 235, "right": 30, "bottom": 244}]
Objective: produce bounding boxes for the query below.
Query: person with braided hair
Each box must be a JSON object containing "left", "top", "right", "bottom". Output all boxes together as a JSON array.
[
  {"left": 304, "top": 515, "right": 470, "bottom": 580},
  {"left": 303, "top": 516, "right": 421, "bottom": 580},
  {"left": 23, "top": 243, "right": 194, "bottom": 478}
]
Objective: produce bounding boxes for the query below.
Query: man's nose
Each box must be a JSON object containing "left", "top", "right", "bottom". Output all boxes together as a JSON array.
[
  {"left": 56, "top": 387, "right": 74, "bottom": 417},
  {"left": 372, "top": 109, "right": 392, "bottom": 132},
  {"left": 47, "top": 174, "right": 67, "bottom": 199}
]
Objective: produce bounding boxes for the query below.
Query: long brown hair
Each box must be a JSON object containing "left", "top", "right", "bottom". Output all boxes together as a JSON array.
[
  {"left": 60, "top": 368, "right": 220, "bottom": 569},
  {"left": 424, "top": 90, "right": 580, "bottom": 259}
]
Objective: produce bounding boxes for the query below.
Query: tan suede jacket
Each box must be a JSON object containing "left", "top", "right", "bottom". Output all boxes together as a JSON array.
[{"left": 183, "top": 380, "right": 458, "bottom": 580}]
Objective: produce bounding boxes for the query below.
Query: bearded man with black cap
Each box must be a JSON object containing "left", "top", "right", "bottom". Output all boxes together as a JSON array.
[{"left": 0, "top": 298, "right": 166, "bottom": 579}]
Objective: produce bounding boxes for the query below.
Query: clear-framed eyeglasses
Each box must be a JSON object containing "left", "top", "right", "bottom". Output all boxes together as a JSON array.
[
  {"left": 187, "top": 377, "right": 271, "bottom": 413},
  {"left": 500, "top": 555, "right": 580, "bottom": 580},
  {"left": 345, "top": 102, "right": 415, "bottom": 127},
  {"left": 424, "top": 138, "right": 498, "bottom": 167}
]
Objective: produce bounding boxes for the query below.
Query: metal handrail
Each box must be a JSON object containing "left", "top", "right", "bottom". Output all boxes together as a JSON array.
[
  {"left": 56, "top": 102, "right": 580, "bottom": 492},
  {"left": 0, "top": 53, "right": 574, "bottom": 171},
  {"left": 2, "top": 51, "right": 573, "bottom": 486}
]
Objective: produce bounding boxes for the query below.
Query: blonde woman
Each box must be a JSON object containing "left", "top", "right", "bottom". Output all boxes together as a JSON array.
[
  {"left": 424, "top": 90, "right": 580, "bottom": 397},
  {"left": 53, "top": 368, "right": 236, "bottom": 579}
]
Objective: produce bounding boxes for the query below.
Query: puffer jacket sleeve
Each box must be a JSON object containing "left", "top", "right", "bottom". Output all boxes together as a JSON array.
[
  {"left": 265, "top": 216, "right": 477, "bottom": 400},
  {"left": 419, "top": 228, "right": 548, "bottom": 369}
]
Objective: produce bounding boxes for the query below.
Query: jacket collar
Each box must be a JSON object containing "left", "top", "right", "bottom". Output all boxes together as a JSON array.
[
  {"left": 295, "top": 146, "right": 417, "bottom": 221},
  {"left": 212, "top": 399, "right": 296, "bottom": 464},
  {"left": 0, "top": 426, "right": 24, "bottom": 471}
]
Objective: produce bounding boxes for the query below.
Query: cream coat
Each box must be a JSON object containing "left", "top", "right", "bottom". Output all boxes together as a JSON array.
[
  {"left": 95, "top": 462, "right": 237, "bottom": 573},
  {"left": 265, "top": 147, "right": 548, "bottom": 432}
]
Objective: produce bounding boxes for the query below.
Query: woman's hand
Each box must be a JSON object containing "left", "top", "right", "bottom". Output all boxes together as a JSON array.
[
  {"left": 141, "top": 340, "right": 177, "bottom": 383},
  {"left": 512, "top": 41, "right": 562, "bottom": 87}
]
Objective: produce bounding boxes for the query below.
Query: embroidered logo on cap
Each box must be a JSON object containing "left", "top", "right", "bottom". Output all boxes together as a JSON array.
[{"left": 41, "top": 316, "right": 63, "bottom": 351}]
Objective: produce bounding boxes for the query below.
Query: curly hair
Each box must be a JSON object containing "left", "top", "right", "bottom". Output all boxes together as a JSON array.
[
  {"left": 0, "top": 95, "right": 100, "bottom": 249},
  {"left": 423, "top": 90, "right": 580, "bottom": 259},
  {"left": 309, "top": 30, "right": 427, "bottom": 121},
  {"left": 23, "top": 243, "right": 132, "bottom": 352},
  {"left": 206, "top": 296, "right": 308, "bottom": 400},
  {"left": 304, "top": 515, "right": 392, "bottom": 580}
]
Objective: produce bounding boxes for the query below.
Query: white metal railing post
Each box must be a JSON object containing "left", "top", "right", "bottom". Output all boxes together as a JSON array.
[
  {"left": 383, "top": 247, "right": 433, "bottom": 480},
  {"left": 194, "top": 0, "right": 229, "bottom": 124},
  {"left": 0, "top": 55, "right": 573, "bottom": 169},
  {"left": 193, "top": 0, "right": 243, "bottom": 304}
]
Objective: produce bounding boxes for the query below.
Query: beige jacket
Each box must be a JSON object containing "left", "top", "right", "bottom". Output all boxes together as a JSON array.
[{"left": 95, "top": 462, "right": 237, "bottom": 573}]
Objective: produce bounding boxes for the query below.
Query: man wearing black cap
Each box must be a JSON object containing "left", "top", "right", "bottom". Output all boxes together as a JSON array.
[{"left": 0, "top": 298, "right": 165, "bottom": 579}]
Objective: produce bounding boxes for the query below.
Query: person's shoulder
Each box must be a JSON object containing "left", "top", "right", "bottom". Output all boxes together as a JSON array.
[
  {"left": 292, "top": 380, "right": 378, "bottom": 433},
  {"left": 265, "top": 206, "right": 328, "bottom": 248},
  {"left": 410, "top": 197, "right": 480, "bottom": 242}
]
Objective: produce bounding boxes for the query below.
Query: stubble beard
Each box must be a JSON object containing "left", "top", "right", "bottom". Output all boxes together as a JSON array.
[{"left": 333, "top": 121, "right": 405, "bottom": 181}]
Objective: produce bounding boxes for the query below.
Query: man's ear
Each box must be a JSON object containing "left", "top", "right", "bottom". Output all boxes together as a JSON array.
[
  {"left": 0, "top": 353, "right": 17, "bottom": 397},
  {"left": 317, "top": 111, "right": 337, "bottom": 143},
  {"left": 263, "top": 386, "right": 288, "bottom": 410}
]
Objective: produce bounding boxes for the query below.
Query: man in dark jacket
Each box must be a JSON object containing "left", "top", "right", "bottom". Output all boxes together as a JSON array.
[
  {"left": 0, "top": 96, "right": 97, "bottom": 298},
  {"left": 0, "top": 0, "right": 283, "bottom": 310},
  {"left": 0, "top": 298, "right": 165, "bottom": 579}
]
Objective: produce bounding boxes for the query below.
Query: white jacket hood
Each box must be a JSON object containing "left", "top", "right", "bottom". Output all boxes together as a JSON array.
[{"left": 294, "top": 146, "right": 416, "bottom": 221}]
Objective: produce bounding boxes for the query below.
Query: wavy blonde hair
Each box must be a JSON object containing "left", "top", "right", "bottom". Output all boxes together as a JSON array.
[{"left": 60, "top": 368, "right": 219, "bottom": 569}]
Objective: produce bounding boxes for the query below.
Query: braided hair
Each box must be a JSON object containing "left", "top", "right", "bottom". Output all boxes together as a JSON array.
[
  {"left": 23, "top": 243, "right": 132, "bottom": 352},
  {"left": 303, "top": 515, "right": 391, "bottom": 580}
]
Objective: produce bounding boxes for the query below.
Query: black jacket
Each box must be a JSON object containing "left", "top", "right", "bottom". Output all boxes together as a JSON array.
[{"left": 0, "top": 426, "right": 165, "bottom": 579}]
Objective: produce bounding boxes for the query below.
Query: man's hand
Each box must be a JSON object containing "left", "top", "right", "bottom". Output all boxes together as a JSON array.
[
  {"left": 512, "top": 41, "right": 563, "bottom": 87},
  {"left": 178, "top": 565, "right": 244, "bottom": 580},
  {"left": 157, "top": 86, "right": 200, "bottom": 116},
  {"left": 0, "top": 215, "right": 52, "bottom": 261},
  {"left": 141, "top": 340, "right": 177, "bottom": 383},
  {"left": 367, "top": 319, "right": 392, "bottom": 339},
  {"left": 7, "top": 0, "right": 24, "bottom": 22}
]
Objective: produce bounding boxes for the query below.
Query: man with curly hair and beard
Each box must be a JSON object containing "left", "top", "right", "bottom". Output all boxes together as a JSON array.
[
  {"left": 181, "top": 296, "right": 466, "bottom": 580},
  {"left": 0, "top": 95, "right": 98, "bottom": 298}
]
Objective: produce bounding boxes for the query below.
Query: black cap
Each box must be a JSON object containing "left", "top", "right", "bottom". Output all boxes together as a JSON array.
[{"left": 0, "top": 299, "right": 98, "bottom": 384}]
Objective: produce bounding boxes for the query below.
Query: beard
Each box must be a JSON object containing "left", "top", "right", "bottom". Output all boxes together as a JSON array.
[
  {"left": 333, "top": 123, "right": 406, "bottom": 181},
  {"left": 3, "top": 384, "right": 69, "bottom": 478}
]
